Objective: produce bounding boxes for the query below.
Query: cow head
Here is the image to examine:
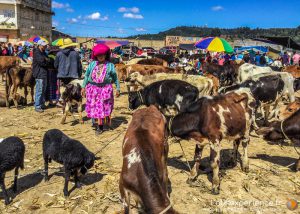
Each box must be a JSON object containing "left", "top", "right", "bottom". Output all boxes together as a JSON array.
[
  {"left": 62, "top": 83, "right": 82, "bottom": 101},
  {"left": 256, "top": 121, "right": 284, "bottom": 141},
  {"left": 128, "top": 90, "right": 144, "bottom": 110},
  {"left": 80, "top": 151, "right": 95, "bottom": 175},
  {"left": 279, "top": 100, "right": 300, "bottom": 120}
]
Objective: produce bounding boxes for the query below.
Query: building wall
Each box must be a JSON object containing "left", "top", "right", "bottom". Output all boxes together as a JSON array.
[
  {"left": 0, "top": 3, "right": 18, "bottom": 42},
  {"left": 17, "top": 0, "right": 52, "bottom": 41},
  {"left": 76, "top": 37, "right": 165, "bottom": 50},
  {"left": 0, "top": 0, "right": 52, "bottom": 42}
]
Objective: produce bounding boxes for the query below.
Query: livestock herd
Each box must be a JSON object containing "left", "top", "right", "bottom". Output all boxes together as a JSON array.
[{"left": 1, "top": 55, "right": 300, "bottom": 213}]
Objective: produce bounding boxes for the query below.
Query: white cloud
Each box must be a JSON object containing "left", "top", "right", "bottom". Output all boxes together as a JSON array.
[
  {"left": 123, "top": 13, "right": 144, "bottom": 19},
  {"left": 66, "top": 8, "right": 74, "bottom": 12},
  {"left": 118, "top": 7, "right": 127, "bottom": 13},
  {"left": 52, "top": 20, "right": 59, "bottom": 27},
  {"left": 100, "top": 16, "right": 109, "bottom": 21},
  {"left": 67, "top": 18, "right": 78, "bottom": 23},
  {"left": 118, "top": 7, "right": 140, "bottom": 13},
  {"left": 52, "top": 1, "right": 65, "bottom": 9},
  {"left": 86, "top": 12, "right": 101, "bottom": 20},
  {"left": 136, "top": 28, "right": 146, "bottom": 32},
  {"left": 211, "top": 6, "right": 224, "bottom": 11},
  {"left": 118, "top": 28, "right": 125, "bottom": 34},
  {"left": 52, "top": 1, "right": 74, "bottom": 12}
]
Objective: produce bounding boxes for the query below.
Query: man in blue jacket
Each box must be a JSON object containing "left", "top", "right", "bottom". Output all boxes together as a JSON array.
[
  {"left": 54, "top": 38, "right": 82, "bottom": 103},
  {"left": 32, "top": 40, "right": 51, "bottom": 113},
  {"left": 54, "top": 38, "right": 82, "bottom": 85}
]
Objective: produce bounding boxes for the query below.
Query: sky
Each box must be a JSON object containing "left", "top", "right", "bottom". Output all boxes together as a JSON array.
[{"left": 52, "top": 0, "right": 300, "bottom": 37}]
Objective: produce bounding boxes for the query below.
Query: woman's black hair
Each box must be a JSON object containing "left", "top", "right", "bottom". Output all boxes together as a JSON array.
[{"left": 105, "top": 50, "right": 111, "bottom": 62}]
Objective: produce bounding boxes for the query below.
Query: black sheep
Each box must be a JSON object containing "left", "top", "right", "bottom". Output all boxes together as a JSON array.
[
  {"left": 43, "top": 129, "right": 95, "bottom": 197},
  {"left": 0, "top": 137, "right": 25, "bottom": 205}
]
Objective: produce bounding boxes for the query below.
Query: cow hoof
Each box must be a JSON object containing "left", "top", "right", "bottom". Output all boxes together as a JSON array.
[
  {"left": 5, "top": 200, "right": 10, "bottom": 206},
  {"left": 64, "top": 191, "right": 69, "bottom": 197},
  {"left": 295, "top": 160, "right": 300, "bottom": 171},
  {"left": 242, "top": 165, "right": 250, "bottom": 173},
  {"left": 75, "top": 182, "right": 82, "bottom": 189},
  {"left": 211, "top": 188, "right": 220, "bottom": 195}
]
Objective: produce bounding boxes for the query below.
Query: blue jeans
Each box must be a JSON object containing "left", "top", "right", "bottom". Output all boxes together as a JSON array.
[{"left": 34, "top": 79, "right": 47, "bottom": 109}]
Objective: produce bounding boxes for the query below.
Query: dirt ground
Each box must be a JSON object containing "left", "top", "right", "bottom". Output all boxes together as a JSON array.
[{"left": 0, "top": 82, "right": 300, "bottom": 214}]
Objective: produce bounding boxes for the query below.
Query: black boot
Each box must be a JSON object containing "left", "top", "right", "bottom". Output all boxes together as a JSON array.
[{"left": 95, "top": 125, "right": 104, "bottom": 135}]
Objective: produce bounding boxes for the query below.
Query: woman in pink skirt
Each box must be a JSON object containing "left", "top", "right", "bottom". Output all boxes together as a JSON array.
[{"left": 81, "top": 44, "right": 120, "bottom": 135}]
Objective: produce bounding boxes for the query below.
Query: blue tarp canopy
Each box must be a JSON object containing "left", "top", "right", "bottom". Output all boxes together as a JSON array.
[{"left": 234, "top": 46, "right": 268, "bottom": 53}]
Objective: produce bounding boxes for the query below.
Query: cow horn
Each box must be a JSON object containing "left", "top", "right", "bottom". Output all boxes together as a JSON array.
[{"left": 255, "top": 127, "right": 274, "bottom": 136}]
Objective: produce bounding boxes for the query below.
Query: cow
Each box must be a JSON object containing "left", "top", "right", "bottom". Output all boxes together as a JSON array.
[
  {"left": 126, "top": 72, "right": 213, "bottom": 96},
  {"left": 256, "top": 109, "right": 300, "bottom": 171},
  {"left": 122, "top": 64, "right": 181, "bottom": 92},
  {"left": 154, "top": 54, "right": 175, "bottom": 66},
  {"left": 115, "top": 64, "right": 127, "bottom": 82},
  {"left": 202, "top": 62, "right": 237, "bottom": 86},
  {"left": 167, "top": 92, "right": 254, "bottom": 194},
  {"left": 237, "top": 63, "right": 273, "bottom": 83},
  {"left": 247, "top": 72, "right": 295, "bottom": 103},
  {"left": 0, "top": 56, "right": 20, "bottom": 82},
  {"left": 278, "top": 99, "right": 300, "bottom": 120},
  {"left": 5, "top": 66, "right": 35, "bottom": 108},
  {"left": 0, "top": 93, "right": 26, "bottom": 107},
  {"left": 294, "top": 78, "right": 300, "bottom": 92},
  {"left": 204, "top": 73, "right": 220, "bottom": 95},
  {"left": 60, "top": 80, "right": 83, "bottom": 125},
  {"left": 137, "top": 57, "right": 168, "bottom": 67},
  {"left": 283, "top": 65, "right": 300, "bottom": 79},
  {"left": 128, "top": 80, "right": 199, "bottom": 116},
  {"left": 270, "top": 60, "right": 284, "bottom": 72},
  {"left": 219, "top": 75, "right": 285, "bottom": 125},
  {"left": 119, "top": 105, "right": 177, "bottom": 214}
]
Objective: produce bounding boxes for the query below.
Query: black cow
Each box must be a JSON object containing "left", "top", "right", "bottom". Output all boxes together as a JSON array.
[
  {"left": 202, "top": 62, "right": 237, "bottom": 86},
  {"left": 128, "top": 80, "right": 199, "bottom": 115},
  {"left": 257, "top": 109, "right": 300, "bottom": 171},
  {"left": 294, "top": 78, "right": 300, "bottom": 92},
  {"left": 219, "top": 75, "right": 285, "bottom": 125}
]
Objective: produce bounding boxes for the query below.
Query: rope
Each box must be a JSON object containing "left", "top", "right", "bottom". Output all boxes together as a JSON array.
[
  {"left": 137, "top": 91, "right": 144, "bottom": 104},
  {"left": 280, "top": 120, "right": 300, "bottom": 156},
  {"left": 177, "top": 138, "right": 193, "bottom": 172},
  {"left": 158, "top": 203, "right": 172, "bottom": 214},
  {"left": 168, "top": 117, "right": 174, "bottom": 137},
  {"left": 167, "top": 116, "right": 192, "bottom": 172},
  {"left": 94, "top": 129, "right": 126, "bottom": 156}
]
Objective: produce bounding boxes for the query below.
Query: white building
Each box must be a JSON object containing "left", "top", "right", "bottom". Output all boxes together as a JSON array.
[{"left": 0, "top": 0, "right": 53, "bottom": 43}]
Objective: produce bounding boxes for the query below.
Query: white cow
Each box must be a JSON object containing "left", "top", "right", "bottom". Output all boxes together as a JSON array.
[{"left": 238, "top": 63, "right": 273, "bottom": 83}]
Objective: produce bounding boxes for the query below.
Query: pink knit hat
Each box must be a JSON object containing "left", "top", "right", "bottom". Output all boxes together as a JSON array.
[{"left": 92, "top": 44, "right": 110, "bottom": 59}]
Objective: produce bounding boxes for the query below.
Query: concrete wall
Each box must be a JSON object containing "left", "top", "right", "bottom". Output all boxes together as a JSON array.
[
  {"left": 0, "top": 0, "right": 52, "bottom": 42},
  {"left": 18, "top": 4, "right": 52, "bottom": 40},
  {"left": 76, "top": 37, "right": 165, "bottom": 50}
]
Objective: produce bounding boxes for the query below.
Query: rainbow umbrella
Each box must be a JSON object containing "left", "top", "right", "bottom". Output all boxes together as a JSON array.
[
  {"left": 28, "top": 36, "right": 48, "bottom": 43},
  {"left": 195, "top": 37, "right": 233, "bottom": 53},
  {"left": 95, "top": 40, "right": 129, "bottom": 49},
  {"left": 52, "top": 38, "right": 64, "bottom": 47}
]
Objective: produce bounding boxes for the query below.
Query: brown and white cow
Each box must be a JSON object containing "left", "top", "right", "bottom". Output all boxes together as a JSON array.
[
  {"left": 120, "top": 105, "right": 177, "bottom": 214},
  {"left": 168, "top": 92, "right": 254, "bottom": 194}
]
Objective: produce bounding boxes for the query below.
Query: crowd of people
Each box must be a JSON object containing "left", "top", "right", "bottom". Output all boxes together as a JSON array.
[{"left": 1, "top": 39, "right": 120, "bottom": 135}]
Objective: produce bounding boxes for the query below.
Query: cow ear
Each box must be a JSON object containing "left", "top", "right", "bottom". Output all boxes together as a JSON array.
[{"left": 256, "top": 127, "right": 274, "bottom": 136}]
